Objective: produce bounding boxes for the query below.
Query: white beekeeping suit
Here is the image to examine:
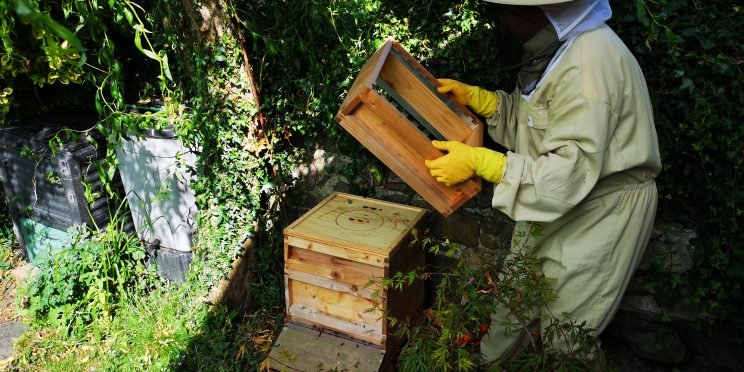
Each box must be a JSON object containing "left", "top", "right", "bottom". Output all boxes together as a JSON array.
[{"left": 427, "top": 0, "right": 661, "bottom": 364}]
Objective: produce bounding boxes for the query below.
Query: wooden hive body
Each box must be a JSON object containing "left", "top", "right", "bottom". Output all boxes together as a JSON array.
[
  {"left": 335, "top": 37, "right": 483, "bottom": 216},
  {"left": 283, "top": 192, "right": 427, "bottom": 351}
]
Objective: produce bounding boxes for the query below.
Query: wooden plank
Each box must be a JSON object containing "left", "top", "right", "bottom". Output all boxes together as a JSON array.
[
  {"left": 287, "top": 279, "right": 383, "bottom": 331},
  {"left": 460, "top": 122, "right": 484, "bottom": 147},
  {"left": 383, "top": 279, "right": 424, "bottom": 348},
  {"left": 286, "top": 235, "right": 387, "bottom": 267},
  {"left": 284, "top": 274, "right": 292, "bottom": 322},
  {"left": 287, "top": 304, "right": 385, "bottom": 346},
  {"left": 266, "top": 323, "right": 386, "bottom": 372},
  {"left": 386, "top": 227, "right": 425, "bottom": 278},
  {"left": 285, "top": 192, "right": 344, "bottom": 231},
  {"left": 379, "top": 54, "right": 474, "bottom": 141},
  {"left": 375, "top": 77, "right": 446, "bottom": 141},
  {"left": 364, "top": 90, "right": 444, "bottom": 161},
  {"left": 382, "top": 225, "right": 425, "bottom": 338},
  {"left": 386, "top": 277, "right": 425, "bottom": 323},
  {"left": 328, "top": 191, "right": 427, "bottom": 214},
  {"left": 286, "top": 245, "right": 385, "bottom": 288},
  {"left": 339, "top": 104, "right": 480, "bottom": 216},
  {"left": 335, "top": 39, "right": 484, "bottom": 216},
  {"left": 285, "top": 192, "right": 426, "bottom": 257},
  {"left": 339, "top": 41, "right": 392, "bottom": 116},
  {"left": 286, "top": 269, "right": 381, "bottom": 301},
  {"left": 281, "top": 193, "right": 426, "bottom": 355},
  {"left": 338, "top": 109, "right": 448, "bottom": 215},
  {"left": 390, "top": 42, "right": 482, "bottom": 131}
]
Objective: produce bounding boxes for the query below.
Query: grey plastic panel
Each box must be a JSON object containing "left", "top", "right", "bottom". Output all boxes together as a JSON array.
[{"left": 116, "top": 134, "right": 199, "bottom": 253}]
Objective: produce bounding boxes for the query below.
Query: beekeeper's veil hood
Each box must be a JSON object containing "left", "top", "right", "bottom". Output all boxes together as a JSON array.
[{"left": 483, "top": 0, "right": 612, "bottom": 41}]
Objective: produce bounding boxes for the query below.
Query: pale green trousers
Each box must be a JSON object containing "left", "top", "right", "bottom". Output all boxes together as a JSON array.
[{"left": 480, "top": 178, "right": 658, "bottom": 363}]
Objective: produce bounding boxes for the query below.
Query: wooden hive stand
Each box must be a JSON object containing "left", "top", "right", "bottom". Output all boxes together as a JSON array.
[
  {"left": 336, "top": 37, "right": 483, "bottom": 217},
  {"left": 266, "top": 192, "right": 427, "bottom": 371}
]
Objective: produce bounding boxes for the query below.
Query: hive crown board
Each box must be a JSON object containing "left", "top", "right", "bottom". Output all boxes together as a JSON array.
[{"left": 284, "top": 192, "right": 426, "bottom": 260}]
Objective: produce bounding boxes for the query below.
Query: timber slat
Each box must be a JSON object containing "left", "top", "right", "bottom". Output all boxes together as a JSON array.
[
  {"left": 286, "top": 245, "right": 385, "bottom": 288},
  {"left": 288, "top": 304, "right": 385, "bottom": 346},
  {"left": 286, "top": 268, "right": 382, "bottom": 301}
]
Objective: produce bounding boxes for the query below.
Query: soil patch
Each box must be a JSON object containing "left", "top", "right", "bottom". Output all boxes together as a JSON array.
[{"left": 0, "top": 271, "right": 18, "bottom": 324}]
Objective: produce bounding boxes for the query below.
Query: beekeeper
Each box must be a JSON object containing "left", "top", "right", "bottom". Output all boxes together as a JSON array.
[{"left": 425, "top": 0, "right": 662, "bottom": 364}]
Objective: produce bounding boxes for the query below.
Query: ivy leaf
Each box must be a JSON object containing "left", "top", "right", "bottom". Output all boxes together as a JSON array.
[
  {"left": 370, "top": 166, "right": 382, "bottom": 183},
  {"left": 95, "top": 92, "right": 103, "bottom": 115}
]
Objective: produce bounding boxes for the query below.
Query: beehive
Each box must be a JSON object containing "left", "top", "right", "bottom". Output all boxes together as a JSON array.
[
  {"left": 335, "top": 37, "right": 483, "bottom": 216},
  {"left": 283, "top": 192, "right": 427, "bottom": 350}
]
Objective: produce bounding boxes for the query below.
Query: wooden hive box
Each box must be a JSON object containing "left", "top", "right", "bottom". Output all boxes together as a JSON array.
[
  {"left": 335, "top": 37, "right": 483, "bottom": 217},
  {"left": 283, "top": 192, "right": 427, "bottom": 351}
]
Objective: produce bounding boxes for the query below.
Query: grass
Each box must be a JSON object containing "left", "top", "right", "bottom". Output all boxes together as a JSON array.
[
  {"left": 0, "top": 205, "right": 284, "bottom": 371},
  {"left": 11, "top": 273, "right": 282, "bottom": 371}
]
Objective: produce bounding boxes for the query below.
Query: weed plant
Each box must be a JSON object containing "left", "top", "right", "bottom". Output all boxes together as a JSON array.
[
  {"left": 0, "top": 190, "right": 18, "bottom": 270},
  {"left": 386, "top": 230, "right": 604, "bottom": 371},
  {"left": 0, "top": 222, "right": 17, "bottom": 273},
  {"left": 18, "top": 212, "right": 156, "bottom": 336},
  {"left": 12, "top": 230, "right": 282, "bottom": 372}
]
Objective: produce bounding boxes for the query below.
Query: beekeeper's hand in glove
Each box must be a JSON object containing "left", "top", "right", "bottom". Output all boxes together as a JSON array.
[
  {"left": 424, "top": 140, "right": 507, "bottom": 186},
  {"left": 437, "top": 78, "right": 500, "bottom": 118}
]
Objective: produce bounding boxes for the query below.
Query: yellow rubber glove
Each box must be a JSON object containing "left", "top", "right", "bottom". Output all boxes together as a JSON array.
[
  {"left": 424, "top": 140, "right": 507, "bottom": 186},
  {"left": 437, "top": 78, "right": 500, "bottom": 118}
]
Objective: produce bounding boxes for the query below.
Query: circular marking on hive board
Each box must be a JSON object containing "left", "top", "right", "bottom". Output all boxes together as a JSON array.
[{"left": 336, "top": 210, "right": 385, "bottom": 231}]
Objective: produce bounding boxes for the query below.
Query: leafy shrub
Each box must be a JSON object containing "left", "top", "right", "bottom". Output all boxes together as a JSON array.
[
  {"left": 21, "top": 217, "right": 156, "bottom": 335},
  {"left": 610, "top": 1, "right": 744, "bottom": 330},
  {"left": 386, "top": 229, "right": 601, "bottom": 371}
]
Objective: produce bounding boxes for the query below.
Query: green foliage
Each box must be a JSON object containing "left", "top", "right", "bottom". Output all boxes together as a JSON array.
[
  {"left": 1, "top": 0, "right": 271, "bottom": 291},
  {"left": 11, "top": 0, "right": 87, "bottom": 62},
  {"left": 389, "top": 230, "right": 601, "bottom": 371},
  {"left": 20, "top": 215, "right": 156, "bottom": 336},
  {"left": 611, "top": 1, "right": 744, "bottom": 329},
  {"left": 0, "top": 0, "right": 88, "bottom": 122},
  {"left": 0, "top": 220, "right": 17, "bottom": 272},
  {"left": 240, "top": 0, "right": 506, "bottom": 150},
  {"left": 1, "top": 0, "right": 742, "bottom": 369},
  {"left": 2, "top": 0, "right": 285, "bottom": 369},
  {"left": 13, "top": 285, "right": 279, "bottom": 372},
  {"left": 0, "top": 0, "right": 168, "bottom": 123}
]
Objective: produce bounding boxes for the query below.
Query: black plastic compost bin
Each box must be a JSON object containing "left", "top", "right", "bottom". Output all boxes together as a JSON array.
[{"left": 0, "top": 112, "right": 133, "bottom": 262}]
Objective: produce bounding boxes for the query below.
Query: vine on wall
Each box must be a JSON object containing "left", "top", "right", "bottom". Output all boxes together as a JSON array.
[{"left": 612, "top": 1, "right": 743, "bottom": 329}]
